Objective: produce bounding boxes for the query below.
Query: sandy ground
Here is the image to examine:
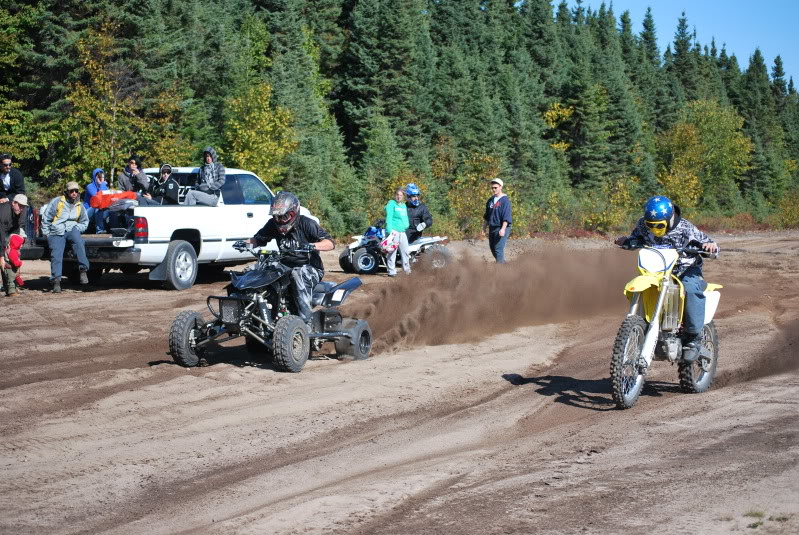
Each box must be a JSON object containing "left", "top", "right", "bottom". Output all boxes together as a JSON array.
[{"left": 1, "top": 232, "right": 798, "bottom": 534}]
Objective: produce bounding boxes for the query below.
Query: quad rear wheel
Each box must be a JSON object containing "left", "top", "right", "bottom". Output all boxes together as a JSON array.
[
  {"left": 352, "top": 248, "right": 380, "bottom": 275},
  {"left": 610, "top": 315, "right": 648, "bottom": 409},
  {"left": 338, "top": 249, "right": 354, "bottom": 273},
  {"left": 335, "top": 319, "right": 372, "bottom": 360},
  {"left": 679, "top": 321, "right": 719, "bottom": 393}
]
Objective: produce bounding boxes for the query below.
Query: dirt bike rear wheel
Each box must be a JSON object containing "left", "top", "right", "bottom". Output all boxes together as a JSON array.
[
  {"left": 610, "top": 315, "right": 648, "bottom": 409},
  {"left": 169, "top": 311, "right": 205, "bottom": 367},
  {"left": 272, "top": 315, "right": 310, "bottom": 373},
  {"left": 678, "top": 321, "right": 719, "bottom": 393}
]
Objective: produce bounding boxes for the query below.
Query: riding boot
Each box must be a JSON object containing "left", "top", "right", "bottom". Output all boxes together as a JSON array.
[
  {"left": 52, "top": 277, "right": 62, "bottom": 294},
  {"left": 682, "top": 333, "right": 703, "bottom": 362}
]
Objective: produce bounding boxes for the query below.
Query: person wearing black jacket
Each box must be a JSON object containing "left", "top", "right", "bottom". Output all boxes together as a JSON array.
[
  {"left": 249, "top": 192, "right": 335, "bottom": 324},
  {"left": 404, "top": 183, "right": 433, "bottom": 244},
  {"left": 140, "top": 164, "right": 180, "bottom": 205},
  {"left": 0, "top": 154, "right": 25, "bottom": 203}
]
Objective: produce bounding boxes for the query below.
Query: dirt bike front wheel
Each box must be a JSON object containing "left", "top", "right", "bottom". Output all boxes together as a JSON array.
[
  {"left": 610, "top": 315, "right": 648, "bottom": 409},
  {"left": 678, "top": 321, "right": 719, "bottom": 393}
]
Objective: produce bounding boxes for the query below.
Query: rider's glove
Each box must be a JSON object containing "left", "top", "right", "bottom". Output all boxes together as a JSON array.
[
  {"left": 233, "top": 240, "right": 248, "bottom": 250},
  {"left": 416, "top": 222, "right": 426, "bottom": 232}
]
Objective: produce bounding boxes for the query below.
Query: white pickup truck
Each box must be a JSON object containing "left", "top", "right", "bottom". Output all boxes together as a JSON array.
[{"left": 27, "top": 167, "right": 316, "bottom": 290}]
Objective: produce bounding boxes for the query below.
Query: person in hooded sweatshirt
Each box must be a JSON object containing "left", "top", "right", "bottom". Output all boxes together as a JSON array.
[
  {"left": 117, "top": 155, "right": 150, "bottom": 194},
  {"left": 140, "top": 164, "right": 180, "bottom": 205},
  {"left": 83, "top": 168, "right": 110, "bottom": 233},
  {"left": 184, "top": 147, "right": 225, "bottom": 206}
]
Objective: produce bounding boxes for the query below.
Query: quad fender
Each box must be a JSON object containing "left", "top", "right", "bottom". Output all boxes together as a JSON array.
[
  {"left": 704, "top": 283, "right": 723, "bottom": 323},
  {"left": 322, "top": 277, "right": 362, "bottom": 307}
]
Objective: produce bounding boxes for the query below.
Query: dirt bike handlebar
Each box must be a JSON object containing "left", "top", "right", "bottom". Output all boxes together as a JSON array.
[{"left": 619, "top": 239, "right": 719, "bottom": 259}]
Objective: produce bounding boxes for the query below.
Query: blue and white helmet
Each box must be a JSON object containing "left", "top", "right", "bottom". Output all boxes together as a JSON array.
[
  {"left": 405, "top": 183, "right": 421, "bottom": 206},
  {"left": 643, "top": 195, "right": 674, "bottom": 222}
]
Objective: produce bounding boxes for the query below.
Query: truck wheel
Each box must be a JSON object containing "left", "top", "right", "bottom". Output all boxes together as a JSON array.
[
  {"left": 338, "top": 249, "right": 354, "bottom": 273},
  {"left": 245, "top": 336, "right": 273, "bottom": 363},
  {"left": 272, "top": 315, "right": 310, "bottom": 372},
  {"left": 335, "top": 319, "right": 372, "bottom": 360},
  {"left": 163, "top": 240, "right": 198, "bottom": 290},
  {"left": 352, "top": 248, "right": 379, "bottom": 275},
  {"left": 169, "top": 311, "right": 205, "bottom": 367},
  {"left": 421, "top": 244, "right": 452, "bottom": 269}
]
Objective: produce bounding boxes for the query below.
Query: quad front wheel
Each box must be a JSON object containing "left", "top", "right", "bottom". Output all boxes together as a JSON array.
[
  {"left": 272, "top": 315, "right": 310, "bottom": 372},
  {"left": 352, "top": 248, "right": 380, "bottom": 275},
  {"left": 679, "top": 321, "right": 719, "bottom": 393},
  {"left": 169, "top": 310, "right": 205, "bottom": 367},
  {"left": 610, "top": 315, "right": 648, "bottom": 409}
]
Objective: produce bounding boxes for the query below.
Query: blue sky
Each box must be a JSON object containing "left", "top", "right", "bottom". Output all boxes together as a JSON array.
[{"left": 567, "top": 0, "right": 798, "bottom": 83}]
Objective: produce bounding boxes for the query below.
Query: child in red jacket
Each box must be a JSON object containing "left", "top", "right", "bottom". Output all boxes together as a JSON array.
[{"left": 6, "top": 233, "right": 25, "bottom": 289}]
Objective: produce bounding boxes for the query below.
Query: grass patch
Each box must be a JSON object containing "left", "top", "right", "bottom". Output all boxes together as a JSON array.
[
  {"left": 769, "top": 515, "right": 790, "bottom": 522},
  {"left": 744, "top": 511, "right": 766, "bottom": 519},
  {"left": 747, "top": 521, "right": 763, "bottom": 529}
]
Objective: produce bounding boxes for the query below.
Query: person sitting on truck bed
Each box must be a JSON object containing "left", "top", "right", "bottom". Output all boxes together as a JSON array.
[
  {"left": 117, "top": 155, "right": 150, "bottom": 194},
  {"left": 41, "top": 181, "right": 91, "bottom": 293},
  {"left": 139, "top": 164, "right": 180, "bottom": 206},
  {"left": 184, "top": 147, "right": 225, "bottom": 207},
  {"left": 248, "top": 191, "right": 335, "bottom": 325}
]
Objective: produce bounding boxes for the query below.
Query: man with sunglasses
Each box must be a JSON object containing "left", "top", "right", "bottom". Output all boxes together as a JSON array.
[
  {"left": 140, "top": 164, "right": 179, "bottom": 205},
  {"left": 615, "top": 195, "right": 719, "bottom": 362},
  {"left": 0, "top": 154, "right": 26, "bottom": 204},
  {"left": 482, "top": 178, "right": 512, "bottom": 263},
  {"left": 41, "top": 181, "right": 91, "bottom": 293},
  {"left": 248, "top": 191, "right": 334, "bottom": 325}
]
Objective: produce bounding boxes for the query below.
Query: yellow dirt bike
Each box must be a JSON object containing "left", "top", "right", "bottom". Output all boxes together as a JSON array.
[{"left": 611, "top": 240, "right": 722, "bottom": 409}]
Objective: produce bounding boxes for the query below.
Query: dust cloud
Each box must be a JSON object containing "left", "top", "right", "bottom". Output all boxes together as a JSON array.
[
  {"left": 346, "top": 247, "right": 635, "bottom": 353},
  {"left": 716, "top": 318, "right": 799, "bottom": 387}
]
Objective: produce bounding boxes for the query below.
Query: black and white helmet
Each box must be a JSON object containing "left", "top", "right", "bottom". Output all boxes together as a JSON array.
[{"left": 270, "top": 191, "right": 301, "bottom": 234}]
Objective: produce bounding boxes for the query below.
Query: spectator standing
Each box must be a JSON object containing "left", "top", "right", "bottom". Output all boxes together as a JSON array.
[
  {"left": 482, "top": 178, "right": 512, "bottom": 264},
  {"left": 184, "top": 147, "right": 225, "bottom": 206},
  {"left": 117, "top": 155, "right": 150, "bottom": 194},
  {"left": 385, "top": 187, "right": 410, "bottom": 277},
  {"left": 41, "top": 182, "right": 90, "bottom": 293},
  {"left": 83, "top": 168, "right": 110, "bottom": 233},
  {"left": 0, "top": 194, "right": 27, "bottom": 296},
  {"left": 0, "top": 154, "right": 25, "bottom": 203},
  {"left": 404, "top": 183, "right": 433, "bottom": 244}
]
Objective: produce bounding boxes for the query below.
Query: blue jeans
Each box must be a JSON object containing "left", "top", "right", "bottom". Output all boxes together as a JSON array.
[
  {"left": 48, "top": 228, "right": 90, "bottom": 280},
  {"left": 680, "top": 265, "right": 707, "bottom": 336},
  {"left": 489, "top": 226, "right": 511, "bottom": 264},
  {"left": 86, "top": 206, "right": 108, "bottom": 233}
]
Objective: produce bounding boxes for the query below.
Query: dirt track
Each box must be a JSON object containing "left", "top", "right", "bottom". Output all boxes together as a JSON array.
[{"left": 2, "top": 233, "right": 798, "bottom": 534}]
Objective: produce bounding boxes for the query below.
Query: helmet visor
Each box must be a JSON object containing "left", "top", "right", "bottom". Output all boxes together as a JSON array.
[{"left": 274, "top": 211, "right": 296, "bottom": 225}]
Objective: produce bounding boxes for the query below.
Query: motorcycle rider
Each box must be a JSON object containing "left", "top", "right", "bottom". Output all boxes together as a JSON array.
[
  {"left": 248, "top": 192, "right": 335, "bottom": 324},
  {"left": 615, "top": 196, "right": 719, "bottom": 362},
  {"left": 404, "top": 183, "right": 433, "bottom": 244}
]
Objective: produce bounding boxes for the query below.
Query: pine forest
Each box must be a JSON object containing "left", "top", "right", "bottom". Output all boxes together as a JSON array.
[{"left": 2, "top": 0, "right": 799, "bottom": 237}]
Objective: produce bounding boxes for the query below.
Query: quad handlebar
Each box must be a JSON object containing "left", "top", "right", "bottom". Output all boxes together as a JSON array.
[{"left": 232, "top": 240, "right": 315, "bottom": 257}]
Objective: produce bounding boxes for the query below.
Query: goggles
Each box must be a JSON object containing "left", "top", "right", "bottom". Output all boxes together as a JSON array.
[
  {"left": 645, "top": 220, "right": 667, "bottom": 230},
  {"left": 67, "top": 188, "right": 80, "bottom": 194}
]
